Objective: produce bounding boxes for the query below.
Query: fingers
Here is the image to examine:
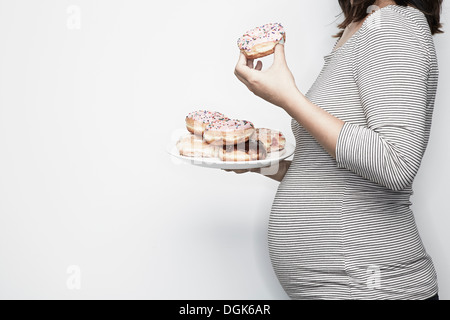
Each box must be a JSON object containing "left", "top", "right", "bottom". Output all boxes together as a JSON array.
[
  {"left": 234, "top": 52, "right": 262, "bottom": 91},
  {"left": 245, "top": 56, "right": 265, "bottom": 71},
  {"left": 235, "top": 53, "right": 253, "bottom": 87},
  {"left": 247, "top": 58, "right": 254, "bottom": 69},
  {"left": 247, "top": 59, "right": 262, "bottom": 71},
  {"left": 273, "top": 44, "right": 287, "bottom": 67},
  {"left": 255, "top": 60, "right": 263, "bottom": 71},
  {"left": 223, "top": 168, "right": 263, "bottom": 174},
  {"left": 223, "top": 169, "right": 250, "bottom": 174}
]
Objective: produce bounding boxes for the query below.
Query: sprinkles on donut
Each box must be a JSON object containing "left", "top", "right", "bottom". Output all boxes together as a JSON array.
[
  {"left": 237, "top": 23, "right": 286, "bottom": 59},
  {"left": 185, "top": 110, "right": 228, "bottom": 136},
  {"left": 203, "top": 118, "right": 255, "bottom": 146}
]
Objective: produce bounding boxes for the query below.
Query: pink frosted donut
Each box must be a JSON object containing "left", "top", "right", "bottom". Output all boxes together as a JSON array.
[
  {"left": 185, "top": 110, "right": 228, "bottom": 136},
  {"left": 237, "top": 23, "right": 286, "bottom": 59},
  {"left": 203, "top": 119, "right": 255, "bottom": 146}
]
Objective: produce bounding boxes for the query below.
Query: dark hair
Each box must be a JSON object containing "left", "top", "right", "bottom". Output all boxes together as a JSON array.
[{"left": 336, "top": 0, "right": 444, "bottom": 37}]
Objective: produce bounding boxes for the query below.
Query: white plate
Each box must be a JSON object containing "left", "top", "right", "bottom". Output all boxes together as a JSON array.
[{"left": 167, "top": 137, "right": 295, "bottom": 170}]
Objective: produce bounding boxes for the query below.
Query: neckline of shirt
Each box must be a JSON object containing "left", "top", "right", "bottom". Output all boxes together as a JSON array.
[{"left": 324, "top": 5, "right": 417, "bottom": 60}]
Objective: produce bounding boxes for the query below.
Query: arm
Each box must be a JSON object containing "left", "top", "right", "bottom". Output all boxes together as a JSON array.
[
  {"left": 334, "top": 20, "right": 432, "bottom": 191},
  {"left": 234, "top": 15, "right": 432, "bottom": 191}
]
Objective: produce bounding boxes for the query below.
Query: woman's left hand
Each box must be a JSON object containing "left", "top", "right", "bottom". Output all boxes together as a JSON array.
[
  {"left": 235, "top": 44, "right": 344, "bottom": 159},
  {"left": 234, "top": 44, "right": 301, "bottom": 110}
]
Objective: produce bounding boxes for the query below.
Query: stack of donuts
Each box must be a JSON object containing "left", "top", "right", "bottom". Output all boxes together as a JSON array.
[{"left": 177, "top": 110, "right": 286, "bottom": 162}]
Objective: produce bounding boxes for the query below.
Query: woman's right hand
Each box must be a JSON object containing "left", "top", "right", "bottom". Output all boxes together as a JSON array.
[
  {"left": 223, "top": 160, "right": 291, "bottom": 182},
  {"left": 223, "top": 168, "right": 261, "bottom": 174}
]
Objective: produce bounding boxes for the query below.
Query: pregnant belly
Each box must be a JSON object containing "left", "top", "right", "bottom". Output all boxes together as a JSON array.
[{"left": 268, "top": 179, "right": 431, "bottom": 299}]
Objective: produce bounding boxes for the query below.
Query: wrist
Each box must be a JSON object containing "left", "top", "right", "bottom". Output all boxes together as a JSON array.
[{"left": 283, "top": 88, "right": 305, "bottom": 113}]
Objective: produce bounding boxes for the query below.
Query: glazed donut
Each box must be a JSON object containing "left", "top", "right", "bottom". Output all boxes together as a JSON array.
[
  {"left": 251, "top": 128, "right": 286, "bottom": 153},
  {"left": 185, "top": 110, "right": 228, "bottom": 136},
  {"left": 237, "top": 23, "right": 286, "bottom": 59},
  {"left": 203, "top": 119, "right": 255, "bottom": 146},
  {"left": 177, "top": 134, "right": 220, "bottom": 158},
  {"left": 219, "top": 140, "right": 267, "bottom": 162}
]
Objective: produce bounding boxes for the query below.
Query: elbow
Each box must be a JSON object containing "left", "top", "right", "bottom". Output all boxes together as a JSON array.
[
  {"left": 384, "top": 177, "right": 413, "bottom": 192},
  {"left": 382, "top": 165, "right": 418, "bottom": 192}
]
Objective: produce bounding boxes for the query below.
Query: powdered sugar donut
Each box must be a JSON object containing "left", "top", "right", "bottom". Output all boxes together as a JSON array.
[
  {"left": 185, "top": 110, "right": 228, "bottom": 136},
  {"left": 237, "top": 23, "right": 286, "bottom": 59},
  {"left": 176, "top": 134, "right": 220, "bottom": 158},
  {"left": 203, "top": 119, "right": 255, "bottom": 146}
]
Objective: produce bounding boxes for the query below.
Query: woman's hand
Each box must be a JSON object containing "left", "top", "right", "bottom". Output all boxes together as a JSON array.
[
  {"left": 234, "top": 45, "right": 301, "bottom": 110},
  {"left": 223, "top": 168, "right": 260, "bottom": 174},
  {"left": 234, "top": 44, "right": 345, "bottom": 159},
  {"left": 223, "top": 160, "right": 292, "bottom": 182}
]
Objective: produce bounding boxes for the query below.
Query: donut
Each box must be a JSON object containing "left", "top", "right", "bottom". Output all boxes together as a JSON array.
[
  {"left": 203, "top": 119, "right": 255, "bottom": 146},
  {"left": 219, "top": 140, "right": 267, "bottom": 162},
  {"left": 251, "top": 128, "right": 286, "bottom": 153},
  {"left": 185, "top": 110, "right": 228, "bottom": 136},
  {"left": 177, "top": 134, "right": 220, "bottom": 158},
  {"left": 237, "top": 23, "right": 286, "bottom": 59}
]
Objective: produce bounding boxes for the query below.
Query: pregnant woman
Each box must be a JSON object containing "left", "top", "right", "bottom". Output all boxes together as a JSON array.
[{"left": 231, "top": 0, "right": 443, "bottom": 300}]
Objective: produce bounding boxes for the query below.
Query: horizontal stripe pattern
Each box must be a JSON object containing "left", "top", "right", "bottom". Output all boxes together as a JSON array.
[{"left": 269, "top": 5, "right": 439, "bottom": 300}]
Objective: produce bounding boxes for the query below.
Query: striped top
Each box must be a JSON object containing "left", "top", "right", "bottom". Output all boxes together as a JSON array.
[{"left": 269, "top": 5, "right": 439, "bottom": 300}]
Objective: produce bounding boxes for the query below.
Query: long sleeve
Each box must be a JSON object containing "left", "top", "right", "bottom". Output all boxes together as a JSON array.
[{"left": 335, "top": 12, "right": 433, "bottom": 191}]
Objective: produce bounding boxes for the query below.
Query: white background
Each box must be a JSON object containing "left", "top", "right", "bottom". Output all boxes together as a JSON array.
[{"left": 0, "top": 0, "right": 448, "bottom": 299}]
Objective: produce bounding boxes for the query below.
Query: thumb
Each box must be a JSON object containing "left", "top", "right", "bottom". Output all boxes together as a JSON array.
[
  {"left": 273, "top": 44, "right": 287, "bottom": 68},
  {"left": 237, "top": 51, "right": 249, "bottom": 68}
]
